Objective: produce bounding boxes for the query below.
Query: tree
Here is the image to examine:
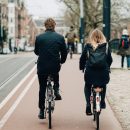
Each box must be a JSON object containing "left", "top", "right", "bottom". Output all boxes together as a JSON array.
[
  {"left": 57, "top": 0, "right": 103, "bottom": 36},
  {"left": 83, "top": 0, "right": 103, "bottom": 36},
  {"left": 58, "top": 0, "right": 130, "bottom": 37},
  {"left": 57, "top": 0, "right": 80, "bottom": 31}
]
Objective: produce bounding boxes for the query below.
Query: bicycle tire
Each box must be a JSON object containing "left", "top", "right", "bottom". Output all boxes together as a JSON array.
[
  {"left": 96, "top": 112, "right": 100, "bottom": 130},
  {"left": 48, "top": 102, "right": 52, "bottom": 129},
  {"left": 93, "top": 98, "right": 96, "bottom": 121},
  {"left": 93, "top": 112, "right": 96, "bottom": 121}
]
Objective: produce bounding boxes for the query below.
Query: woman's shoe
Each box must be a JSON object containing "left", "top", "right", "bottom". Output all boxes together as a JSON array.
[{"left": 86, "top": 106, "right": 92, "bottom": 116}]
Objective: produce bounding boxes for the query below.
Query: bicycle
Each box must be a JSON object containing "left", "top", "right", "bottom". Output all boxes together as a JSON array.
[
  {"left": 90, "top": 85, "right": 103, "bottom": 130},
  {"left": 45, "top": 75, "right": 55, "bottom": 129}
]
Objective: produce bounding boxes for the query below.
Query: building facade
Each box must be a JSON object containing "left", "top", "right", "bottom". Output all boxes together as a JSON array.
[
  {"left": 8, "top": 0, "right": 30, "bottom": 51},
  {"left": 0, "top": 0, "right": 8, "bottom": 53},
  {"left": 27, "top": 16, "right": 38, "bottom": 46}
]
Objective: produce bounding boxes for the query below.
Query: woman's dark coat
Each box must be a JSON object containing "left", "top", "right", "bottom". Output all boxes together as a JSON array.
[
  {"left": 79, "top": 43, "right": 113, "bottom": 86},
  {"left": 34, "top": 30, "right": 67, "bottom": 75}
]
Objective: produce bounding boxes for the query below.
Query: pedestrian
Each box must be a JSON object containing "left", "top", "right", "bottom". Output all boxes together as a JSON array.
[
  {"left": 127, "top": 36, "right": 130, "bottom": 69},
  {"left": 118, "top": 29, "right": 130, "bottom": 69},
  {"left": 34, "top": 18, "right": 67, "bottom": 119},
  {"left": 79, "top": 29, "right": 113, "bottom": 115},
  {"left": 65, "top": 26, "right": 77, "bottom": 53},
  {"left": 9, "top": 38, "right": 12, "bottom": 52}
]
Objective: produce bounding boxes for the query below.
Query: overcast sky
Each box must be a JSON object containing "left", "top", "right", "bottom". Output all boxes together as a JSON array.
[{"left": 25, "top": 0, "right": 66, "bottom": 17}]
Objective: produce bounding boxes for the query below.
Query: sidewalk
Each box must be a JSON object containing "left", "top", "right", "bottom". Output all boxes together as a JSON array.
[
  {"left": 111, "top": 53, "right": 129, "bottom": 69},
  {"left": 0, "top": 54, "right": 122, "bottom": 130},
  {"left": 111, "top": 53, "right": 121, "bottom": 69},
  {"left": 107, "top": 53, "right": 130, "bottom": 130}
]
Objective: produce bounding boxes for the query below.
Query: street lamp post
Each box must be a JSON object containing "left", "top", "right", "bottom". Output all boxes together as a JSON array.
[
  {"left": 103, "top": 0, "right": 111, "bottom": 42},
  {"left": 79, "top": 0, "right": 84, "bottom": 51}
]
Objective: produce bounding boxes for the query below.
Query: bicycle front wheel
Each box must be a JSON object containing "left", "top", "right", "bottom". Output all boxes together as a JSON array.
[
  {"left": 48, "top": 102, "right": 52, "bottom": 129},
  {"left": 96, "top": 112, "right": 100, "bottom": 130}
]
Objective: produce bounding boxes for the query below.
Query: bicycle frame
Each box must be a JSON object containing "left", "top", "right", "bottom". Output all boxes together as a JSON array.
[
  {"left": 90, "top": 86, "right": 102, "bottom": 130},
  {"left": 91, "top": 87, "right": 102, "bottom": 112},
  {"left": 45, "top": 75, "right": 55, "bottom": 129},
  {"left": 46, "top": 79, "right": 55, "bottom": 103},
  {"left": 94, "top": 87, "right": 102, "bottom": 112}
]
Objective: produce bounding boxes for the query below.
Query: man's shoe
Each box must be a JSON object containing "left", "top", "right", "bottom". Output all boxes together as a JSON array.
[
  {"left": 101, "top": 101, "right": 106, "bottom": 109},
  {"left": 54, "top": 91, "right": 62, "bottom": 100},
  {"left": 38, "top": 109, "right": 46, "bottom": 119}
]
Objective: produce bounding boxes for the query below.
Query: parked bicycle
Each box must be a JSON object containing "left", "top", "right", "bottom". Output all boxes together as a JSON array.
[
  {"left": 90, "top": 85, "right": 103, "bottom": 130},
  {"left": 45, "top": 75, "right": 55, "bottom": 129}
]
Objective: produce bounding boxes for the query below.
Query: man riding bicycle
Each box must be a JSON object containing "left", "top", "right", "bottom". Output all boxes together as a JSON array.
[
  {"left": 34, "top": 18, "right": 67, "bottom": 119},
  {"left": 65, "top": 26, "right": 77, "bottom": 54}
]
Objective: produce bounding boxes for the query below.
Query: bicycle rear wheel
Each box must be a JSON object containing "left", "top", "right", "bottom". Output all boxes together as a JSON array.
[
  {"left": 93, "top": 112, "right": 96, "bottom": 121},
  {"left": 93, "top": 100, "right": 96, "bottom": 121},
  {"left": 96, "top": 112, "right": 100, "bottom": 130},
  {"left": 48, "top": 102, "right": 52, "bottom": 129}
]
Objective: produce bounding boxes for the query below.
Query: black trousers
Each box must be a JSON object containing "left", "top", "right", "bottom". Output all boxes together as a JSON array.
[
  {"left": 84, "top": 82, "right": 106, "bottom": 106},
  {"left": 38, "top": 73, "right": 59, "bottom": 110}
]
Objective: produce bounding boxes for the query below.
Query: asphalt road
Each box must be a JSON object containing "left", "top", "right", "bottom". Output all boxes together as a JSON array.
[
  {"left": 0, "top": 53, "right": 36, "bottom": 103},
  {"left": 0, "top": 54, "right": 123, "bottom": 130}
]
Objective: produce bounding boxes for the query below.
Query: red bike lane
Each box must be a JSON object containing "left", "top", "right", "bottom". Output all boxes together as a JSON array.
[{"left": 0, "top": 55, "right": 123, "bottom": 130}]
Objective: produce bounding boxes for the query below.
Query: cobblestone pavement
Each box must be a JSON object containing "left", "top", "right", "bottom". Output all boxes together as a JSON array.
[{"left": 107, "top": 53, "right": 130, "bottom": 130}]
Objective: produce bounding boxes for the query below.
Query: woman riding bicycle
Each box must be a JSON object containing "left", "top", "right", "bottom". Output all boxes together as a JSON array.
[{"left": 79, "top": 29, "right": 113, "bottom": 115}]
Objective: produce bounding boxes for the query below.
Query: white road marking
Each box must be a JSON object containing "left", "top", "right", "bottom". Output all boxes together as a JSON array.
[
  {"left": 0, "top": 58, "right": 13, "bottom": 64},
  {"left": 0, "top": 75, "right": 37, "bottom": 129},
  {"left": 0, "top": 59, "right": 35, "bottom": 90},
  {"left": 0, "top": 65, "right": 36, "bottom": 110}
]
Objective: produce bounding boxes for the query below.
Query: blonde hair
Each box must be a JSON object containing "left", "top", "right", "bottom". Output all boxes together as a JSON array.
[{"left": 88, "top": 29, "right": 106, "bottom": 45}]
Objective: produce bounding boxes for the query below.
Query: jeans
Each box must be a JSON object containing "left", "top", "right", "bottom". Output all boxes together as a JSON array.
[
  {"left": 38, "top": 73, "right": 59, "bottom": 110},
  {"left": 127, "top": 56, "right": 130, "bottom": 67},
  {"left": 121, "top": 55, "right": 130, "bottom": 68},
  {"left": 84, "top": 82, "right": 106, "bottom": 106}
]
